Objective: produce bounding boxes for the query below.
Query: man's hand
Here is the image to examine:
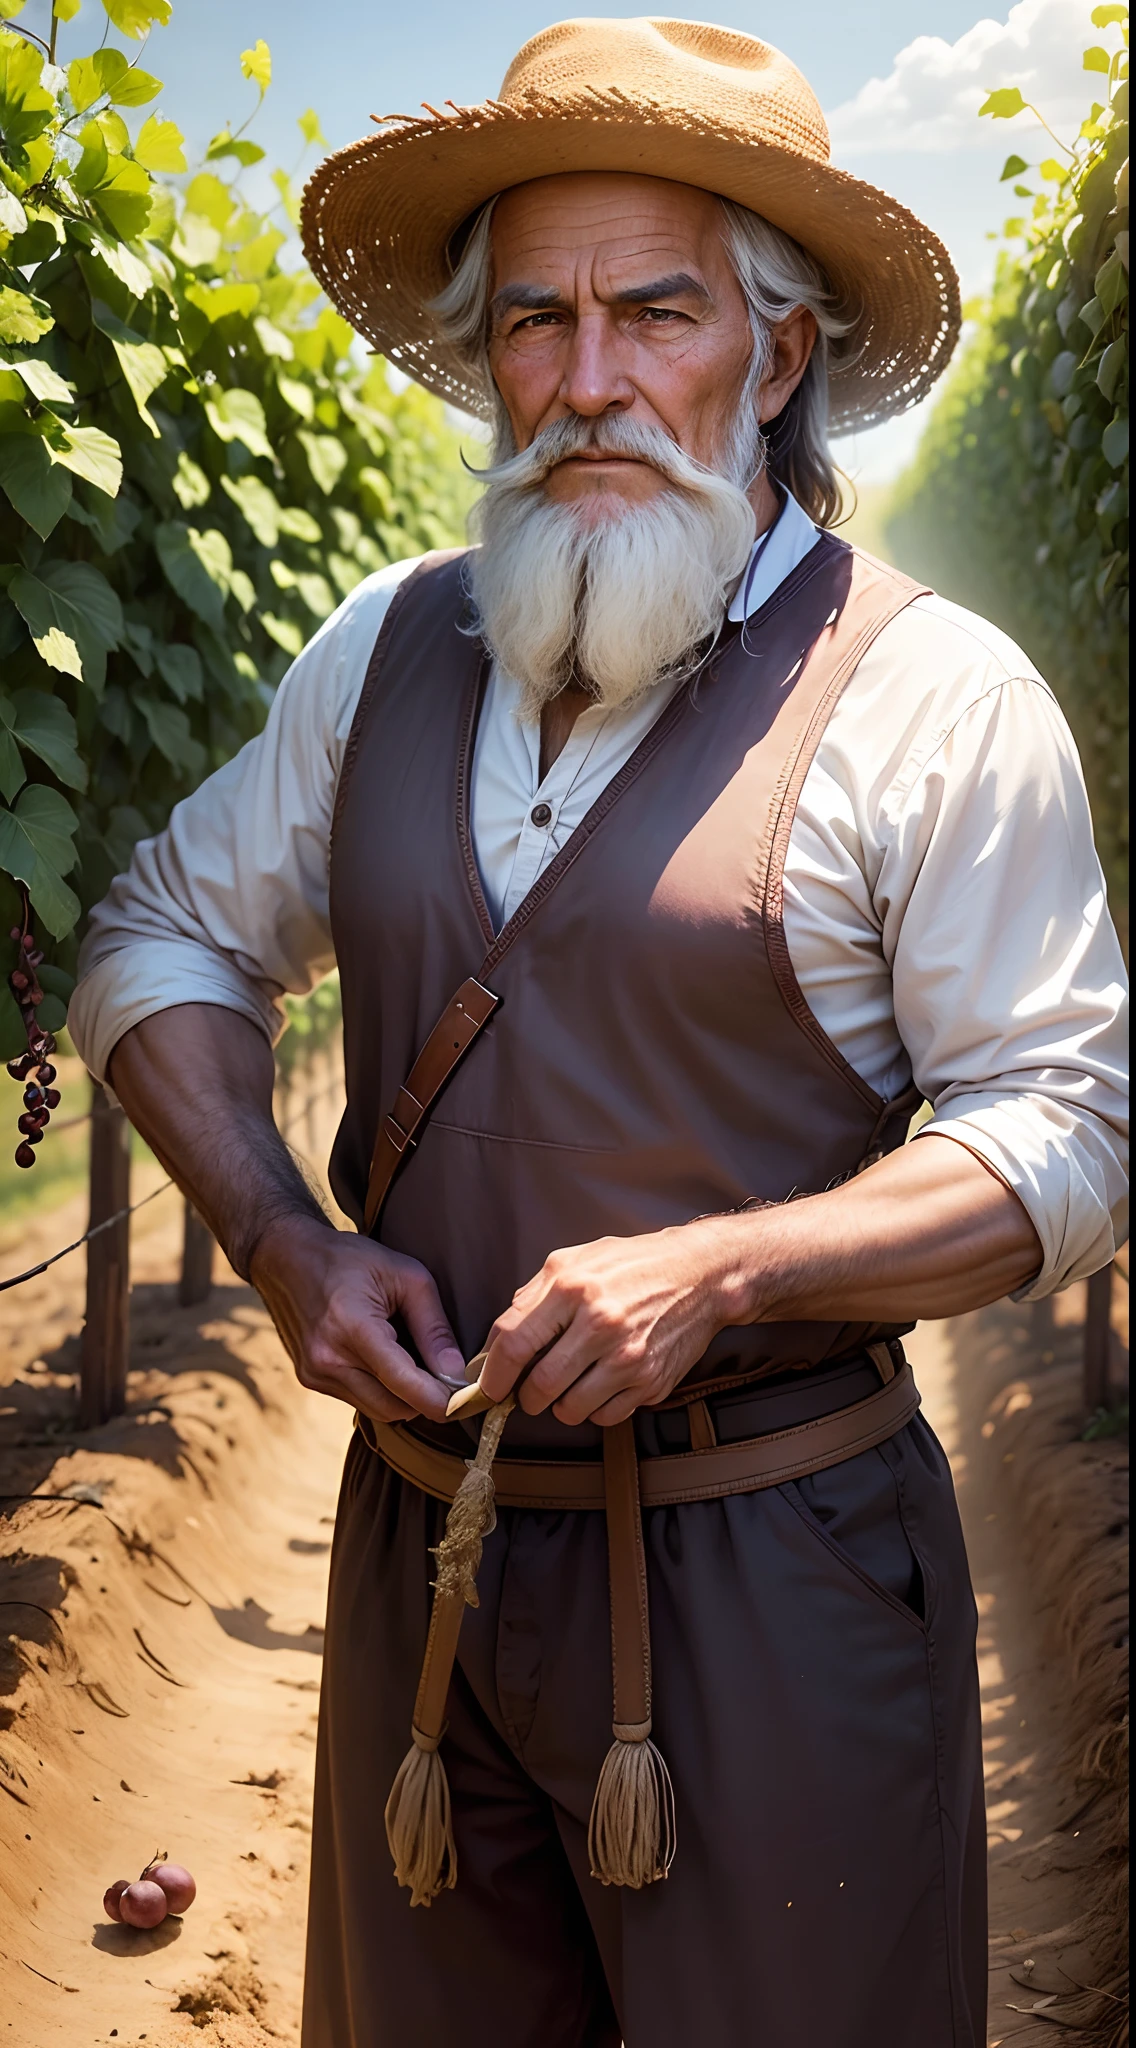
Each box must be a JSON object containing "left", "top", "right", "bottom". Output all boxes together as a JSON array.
[
  {"left": 250, "top": 1215, "right": 465, "bottom": 1425},
  {"left": 107, "top": 1006, "right": 465, "bottom": 1428},
  {"left": 479, "top": 1218, "right": 737, "bottom": 1427}
]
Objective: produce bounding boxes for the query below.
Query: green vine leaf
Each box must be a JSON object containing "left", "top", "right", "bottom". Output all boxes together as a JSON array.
[
  {"left": 0, "top": 783, "right": 81, "bottom": 936},
  {"left": 133, "top": 114, "right": 187, "bottom": 173},
  {"left": 980, "top": 86, "right": 1028, "bottom": 119},
  {"left": 92, "top": 300, "right": 170, "bottom": 434},
  {"left": 155, "top": 521, "right": 230, "bottom": 631},
  {"left": 2, "top": 357, "right": 75, "bottom": 407},
  {"left": 298, "top": 429, "right": 348, "bottom": 494},
  {"left": 0, "top": 686, "right": 87, "bottom": 791},
  {"left": 239, "top": 40, "right": 272, "bottom": 92},
  {"left": 154, "top": 642, "right": 203, "bottom": 702},
  {"left": 0, "top": 181, "right": 27, "bottom": 234},
  {"left": 220, "top": 471, "right": 282, "bottom": 546},
  {"left": 101, "top": 0, "right": 173, "bottom": 39},
  {"left": 46, "top": 421, "right": 123, "bottom": 499},
  {"left": 0, "top": 432, "right": 72, "bottom": 537},
  {"left": 204, "top": 385, "right": 273, "bottom": 460},
  {"left": 136, "top": 694, "right": 206, "bottom": 775},
  {"left": 0, "top": 287, "right": 54, "bottom": 346}
]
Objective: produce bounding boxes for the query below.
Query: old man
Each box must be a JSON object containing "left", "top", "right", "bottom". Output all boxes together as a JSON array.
[{"left": 70, "top": 17, "right": 1128, "bottom": 2048}]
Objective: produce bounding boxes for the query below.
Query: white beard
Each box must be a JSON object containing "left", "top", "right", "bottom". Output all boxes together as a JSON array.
[{"left": 467, "top": 412, "right": 760, "bottom": 718}]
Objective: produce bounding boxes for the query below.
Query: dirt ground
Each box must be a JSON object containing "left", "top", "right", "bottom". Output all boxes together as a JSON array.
[{"left": 0, "top": 1142, "right": 1127, "bottom": 2045}]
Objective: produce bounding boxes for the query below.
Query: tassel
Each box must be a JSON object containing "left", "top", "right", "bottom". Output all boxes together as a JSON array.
[
  {"left": 384, "top": 1728, "right": 456, "bottom": 1908},
  {"left": 385, "top": 1397, "right": 515, "bottom": 1906},
  {"left": 587, "top": 1726, "right": 676, "bottom": 1889}
]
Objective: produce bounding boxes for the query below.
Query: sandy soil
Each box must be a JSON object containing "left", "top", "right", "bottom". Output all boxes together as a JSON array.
[
  {"left": 909, "top": 1300, "right": 1127, "bottom": 2045},
  {"left": 0, "top": 1149, "right": 1126, "bottom": 2045}
]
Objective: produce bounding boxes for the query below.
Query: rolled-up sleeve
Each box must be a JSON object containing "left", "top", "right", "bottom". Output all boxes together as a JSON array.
[
  {"left": 69, "top": 558, "right": 420, "bottom": 1082},
  {"left": 883, "top": 676, "right": 1128, "bottom": 1295}
]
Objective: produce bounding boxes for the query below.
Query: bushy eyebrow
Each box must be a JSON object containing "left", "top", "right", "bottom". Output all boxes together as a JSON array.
[
  {"left": 613, "top": 272, "right": 710, "bottom": 306},
  {"left": 490, "top": 283, "right": 562, "bottom": 321},
  {"left": 490, "top": 272, "right": 711, "bottom": 322}
]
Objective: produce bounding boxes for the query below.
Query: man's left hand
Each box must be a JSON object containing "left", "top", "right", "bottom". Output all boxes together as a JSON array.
[{"left": 478, "top": 1219, "right": 740, "bottom": 1426}]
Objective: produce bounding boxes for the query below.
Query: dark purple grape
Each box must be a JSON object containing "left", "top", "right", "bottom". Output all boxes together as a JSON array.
[
  {"left": 17, "top": 1113, "right": 39, "bottom": 1135},
  {"left": 10, "top": 970, "right": 28, "bottom": 992},
  {"left": 22, "top": 1084, "right": 43, "bottom": 1109},
  {"left": 44, "top": 1087, "right": 60, "bottom": 1108},
  {"left": 26, "top": 1127, "right": 42, "bottom": 1145},
  {"left": 6, "top": 1056, "right": 32, "bottom": 1081},
  {"left": 37, "top": 1063, "right": 57, "bottom": 1085},
  {"left": 15, "top": 1142, "right": 35, "bottom": 1168}
]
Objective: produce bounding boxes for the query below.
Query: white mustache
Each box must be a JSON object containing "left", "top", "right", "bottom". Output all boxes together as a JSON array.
[{"left": 470, "top": 412, "right": 747, "bottom": 500}]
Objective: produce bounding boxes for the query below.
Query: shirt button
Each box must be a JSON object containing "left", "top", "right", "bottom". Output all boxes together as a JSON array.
[{"left": 530, "top": 802, "right": 553, "bottom": 827}]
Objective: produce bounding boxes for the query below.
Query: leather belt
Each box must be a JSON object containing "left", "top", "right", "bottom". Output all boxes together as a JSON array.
[{"left": 357, "top": 1360, "right": 920, "bottom": 1511}]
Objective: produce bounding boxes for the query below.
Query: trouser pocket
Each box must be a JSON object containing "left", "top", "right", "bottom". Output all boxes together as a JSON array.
[{"left": 784, "top": 1430, "right": 928, "bottom": 1627}]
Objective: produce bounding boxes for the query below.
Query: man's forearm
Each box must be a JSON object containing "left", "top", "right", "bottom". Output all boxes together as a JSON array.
[
  {"left": 718, "top": 1132, "right": 1041, "bottom": 1327},
  {"left": 107, "top": 1003, "right": 329, "bottom": 1279}
]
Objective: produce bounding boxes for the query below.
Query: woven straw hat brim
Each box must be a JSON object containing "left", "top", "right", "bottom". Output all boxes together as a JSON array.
[{"left": 301, "top": 90, "right": 960, "bottom": 434}]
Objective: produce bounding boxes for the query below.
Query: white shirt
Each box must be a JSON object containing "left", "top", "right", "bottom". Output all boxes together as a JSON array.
[{"left": 69, "top": 494, "right": 1129, "bottom": 1299}]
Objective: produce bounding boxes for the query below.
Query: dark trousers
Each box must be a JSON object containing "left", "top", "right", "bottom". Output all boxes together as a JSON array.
[{"left": 302, "top": 1402, "right": 986, "bottom": 2047}]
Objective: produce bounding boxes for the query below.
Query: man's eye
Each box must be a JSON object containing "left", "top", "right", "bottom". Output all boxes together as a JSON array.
[
  {"left": 638, "top": 307, "right": 685, "bottom": 324},
  {"left": 513, "top": 312, "right": 561, "bottom": 331}
]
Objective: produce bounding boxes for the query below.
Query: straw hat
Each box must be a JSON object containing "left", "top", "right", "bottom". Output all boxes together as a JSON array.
[{"left": 301, "top": 16, "right": 960, "bottom": 432}]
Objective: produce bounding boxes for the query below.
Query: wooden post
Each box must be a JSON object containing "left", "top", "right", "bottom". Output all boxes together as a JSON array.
[
  {"left": 1083, "top": 1261, "right": 1114, "bottom": 1415},
  {"left": 80, "top": 1081, "right": 131, "bottom": 1429},
  {"left": 179, "top": 1200, "right": 214, "bottom": 1307}
]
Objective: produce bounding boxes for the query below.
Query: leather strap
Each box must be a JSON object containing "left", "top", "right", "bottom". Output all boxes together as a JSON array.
[
  {"left": 357, "top": 1363, "right": 920, "bottom": 1511},
  {"left": 603, "top": 1419, "right": 652, "bottom": 1736},
  {"left": 364, "top": 977, "right": 500, "bottom": 1233},
  {"left": 409, "top": 1549, "right": 465, "bottom": 1750}
]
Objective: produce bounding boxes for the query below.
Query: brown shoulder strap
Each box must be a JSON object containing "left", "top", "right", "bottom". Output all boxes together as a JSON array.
[
  {"left": 760, "top": 541, "right": 930, "bottom": 1102},
  {"left": 363, "top": 977, "right": 499, "bottom": 1234}
]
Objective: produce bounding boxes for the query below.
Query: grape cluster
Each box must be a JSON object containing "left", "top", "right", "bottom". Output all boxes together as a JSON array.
[{"left": 6, "top": 923, "right": 60, "bottom": 1170}]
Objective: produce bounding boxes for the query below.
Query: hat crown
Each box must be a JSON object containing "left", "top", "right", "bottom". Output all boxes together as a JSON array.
[{"left": 499, "top": 16, "right": 830, "bottom": 165}]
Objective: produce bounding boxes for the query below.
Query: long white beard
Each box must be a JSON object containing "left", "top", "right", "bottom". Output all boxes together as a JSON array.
[{"left": 467, "top": 412, "right": 760, "bottom": 718}]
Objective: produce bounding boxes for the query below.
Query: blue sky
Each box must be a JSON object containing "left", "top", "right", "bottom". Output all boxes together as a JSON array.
[{"left": 21, "top": 0, "right": 1106, "bottom": 478}]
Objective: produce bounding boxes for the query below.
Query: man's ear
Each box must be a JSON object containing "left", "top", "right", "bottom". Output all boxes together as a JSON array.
[{"left": 759, "top": 307, "right": 817, "bottom": 423}]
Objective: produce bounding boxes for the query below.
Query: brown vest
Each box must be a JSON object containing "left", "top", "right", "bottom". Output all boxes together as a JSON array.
[{"left": 328, "top": 534, "right": 925, "bottom": 1449}]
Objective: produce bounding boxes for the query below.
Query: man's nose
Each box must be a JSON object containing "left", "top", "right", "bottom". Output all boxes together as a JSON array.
[{"left": 557, "top": 312, "right": 635, "bottom": 419}]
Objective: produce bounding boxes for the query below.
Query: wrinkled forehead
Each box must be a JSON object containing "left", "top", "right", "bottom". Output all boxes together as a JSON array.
[{"left": 489, "top": 171, "right": 730, "bottom": 291}]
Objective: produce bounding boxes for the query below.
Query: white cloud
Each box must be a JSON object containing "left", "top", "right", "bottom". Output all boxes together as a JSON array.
[{"left": 827, "top": 0, "right": 1111, "bottom": 155}]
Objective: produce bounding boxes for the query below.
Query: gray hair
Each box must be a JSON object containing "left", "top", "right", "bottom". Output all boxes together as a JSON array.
[{"left": 430, "top": 193, "right": 856, "bottom": 526}]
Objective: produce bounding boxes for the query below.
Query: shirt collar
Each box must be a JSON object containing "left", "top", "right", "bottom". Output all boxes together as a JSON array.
[{"left": 727, "top": 491, "right": 821, "bottom": 623}]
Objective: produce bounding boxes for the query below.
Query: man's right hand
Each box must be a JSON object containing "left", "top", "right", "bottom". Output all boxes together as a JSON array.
[
  {"left": 249, "top": 1215, "right": 463, "bottom": 1424},
  {"left": 106, "top": 1007, "right": 462, "bottom": 1425}
]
